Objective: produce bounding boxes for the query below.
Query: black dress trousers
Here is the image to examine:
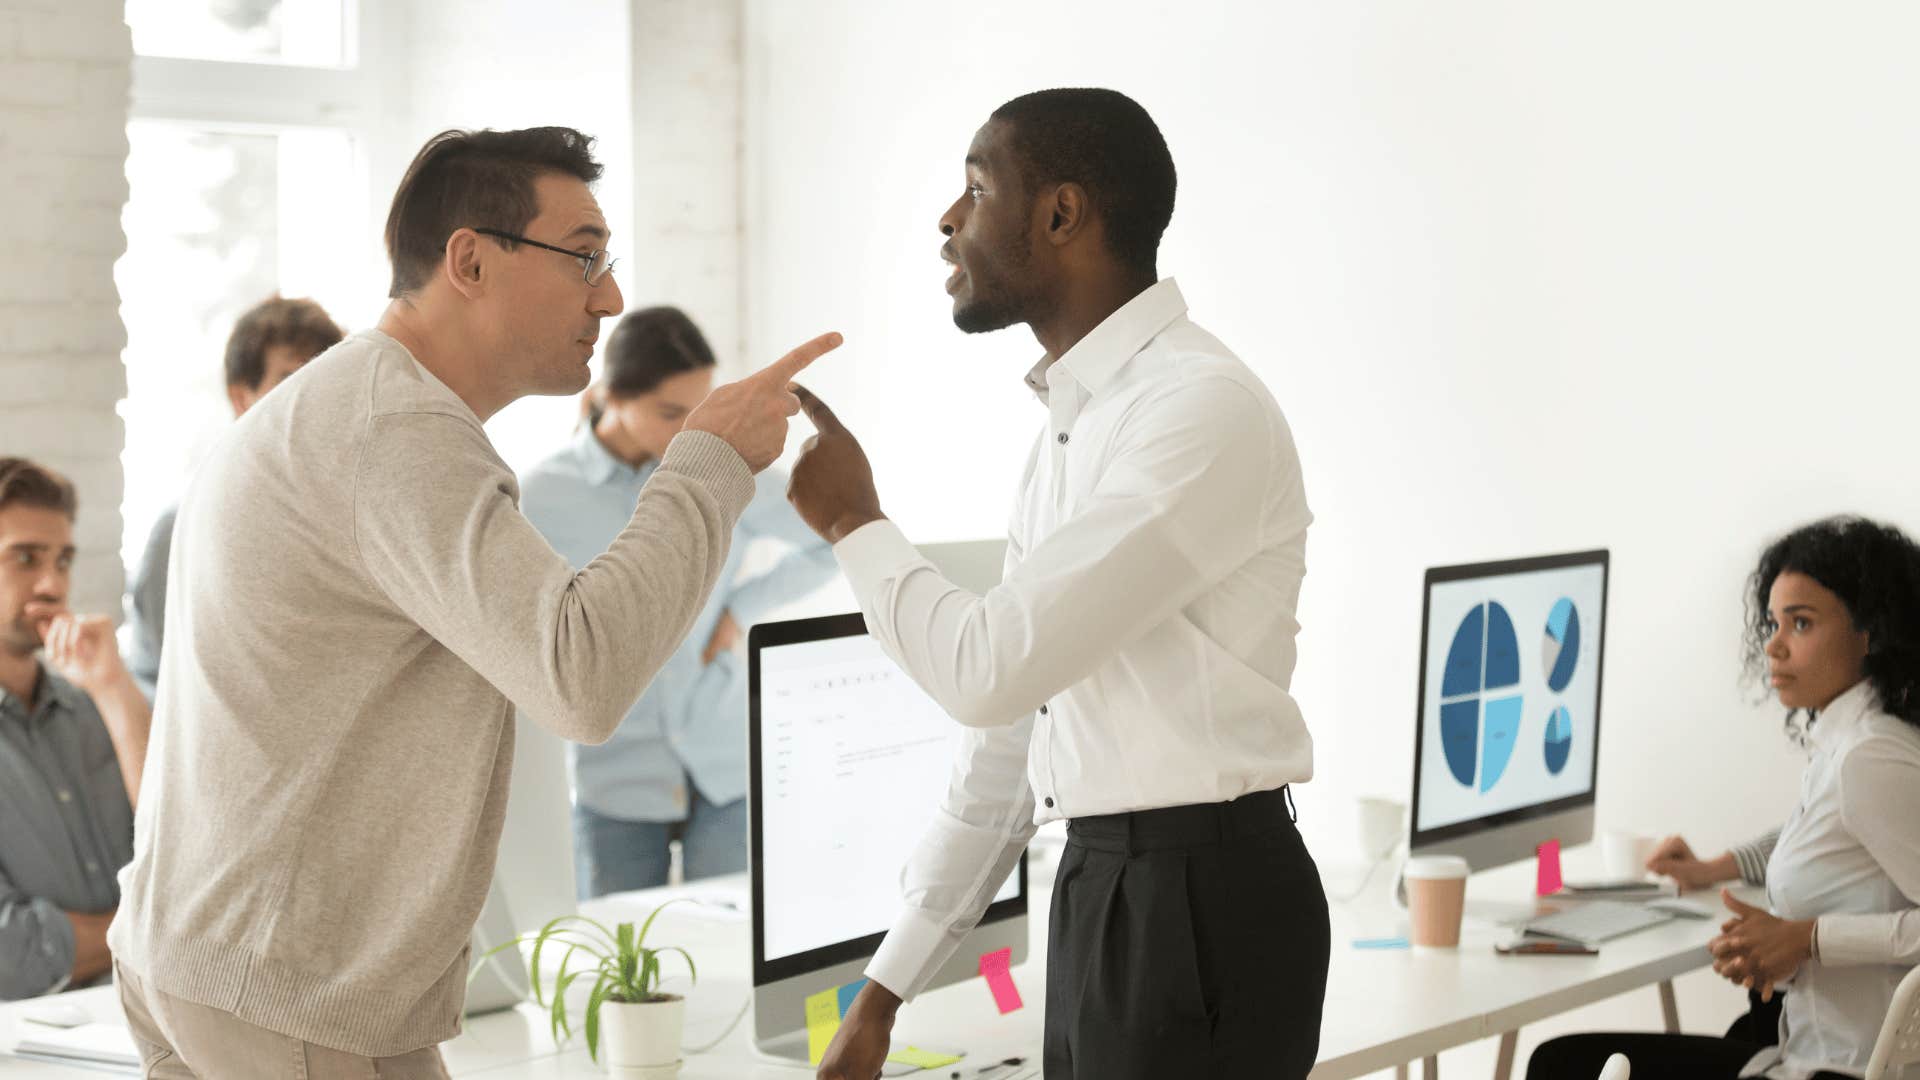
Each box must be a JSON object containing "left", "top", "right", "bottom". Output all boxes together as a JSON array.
[{"left": 1042, "top": 785, "right": 1331, "bottom": 1079}]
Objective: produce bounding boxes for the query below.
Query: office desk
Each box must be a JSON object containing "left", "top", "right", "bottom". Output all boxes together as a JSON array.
[{"left": 1, "top": 851, "right": 1740, "bottom": 1079}]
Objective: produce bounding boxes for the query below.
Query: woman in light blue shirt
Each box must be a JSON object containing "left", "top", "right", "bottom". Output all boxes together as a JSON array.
[{"left": 520, "top": 307, "right": 838, "bottom": 898}]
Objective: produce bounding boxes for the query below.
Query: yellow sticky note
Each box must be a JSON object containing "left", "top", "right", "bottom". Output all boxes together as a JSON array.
[
  {"left": 804, "top": 987, "right": 842, "bottom": 1066},
  {"left": 888, "top": 1046, "right": 964, "bottom": 1069}
]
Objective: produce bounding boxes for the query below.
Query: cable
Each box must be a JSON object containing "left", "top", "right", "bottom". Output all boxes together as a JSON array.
[
  {"left": 1326, "top": 838, "right": 1408, "bottom": 905},
  {"left": 656, "top": 975, "right": 752, "bottom": 1054}
]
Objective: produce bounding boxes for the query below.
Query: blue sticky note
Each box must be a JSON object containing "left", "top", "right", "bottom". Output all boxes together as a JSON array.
[
  {"left": 1352, "top": 936, "right": 1411, "bottom": 950},
  {"left": 836, "top": 977, "right": 867, "bottom": 1018}
]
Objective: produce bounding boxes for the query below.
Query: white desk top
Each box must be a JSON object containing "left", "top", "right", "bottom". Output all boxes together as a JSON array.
[{"left": 0, "top": 845, "right": 1739, "bottom": 1079}]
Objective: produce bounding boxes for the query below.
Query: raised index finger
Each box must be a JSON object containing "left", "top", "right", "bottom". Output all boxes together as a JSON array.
[
  {"left": 760, "top": 331, "right": 843, "bottom": 386},
  {"left": 791, "top": 384, "right": 846, "bottom": 434}
]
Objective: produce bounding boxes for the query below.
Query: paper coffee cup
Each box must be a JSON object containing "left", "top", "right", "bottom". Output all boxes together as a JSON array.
[
  {"left": 1601, "top": 831, "right": 1660, "bottom": 881},
  {"left": 1405, "top": 854, "right": 1470, "bottom": 948}
]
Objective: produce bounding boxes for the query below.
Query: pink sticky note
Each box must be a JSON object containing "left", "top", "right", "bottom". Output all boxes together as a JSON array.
[
  {"left": 979, "top": 947, "right": 1023, "bottom": 1014},
  {"left": 1536, "top": 838, "right": 1563, "bottom": 896}
]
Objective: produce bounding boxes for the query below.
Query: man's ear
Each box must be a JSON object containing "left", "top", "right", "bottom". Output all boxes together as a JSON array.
[
  {"left": 443, "top": 228, "right": 488, "bottom": 300},
  {"left": 1044, "top": 182, "right": 1090, "bottom": 248},
  {"left": 226, "top": 382, "right": 255, "bottom": 418}
]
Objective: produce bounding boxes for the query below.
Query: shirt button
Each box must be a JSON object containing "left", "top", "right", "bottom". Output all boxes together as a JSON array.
[
  {"left": 1039, "top": 705, "right": 1048, "bottom": 715},
  {"left": 57, "top": 789, "right": 73, "bottom": 803},
  {"left": 1044, "top": 797, "right": 1055, "bottom": 809},
  {"left": 86, "top": 860, "right": 99, "bottom": 873},
  {"left": 1055, "top": 432, "right": 1069, "bottom": 445}
]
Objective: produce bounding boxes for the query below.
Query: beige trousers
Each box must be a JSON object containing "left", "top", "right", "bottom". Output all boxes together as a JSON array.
[{"left": 115, "top": 962, "right": 450, "bottom": 1080}]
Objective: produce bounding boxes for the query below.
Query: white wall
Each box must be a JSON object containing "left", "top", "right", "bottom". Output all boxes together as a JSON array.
[
  {"left": 0, "top": 0, "right": 131, "bottom": 617},
  {"left": 743, "top": 0, "right": 1920, "bottom": 1062},
  {"left": 399, "top": 0, "right": 636, "bottom": 475}
]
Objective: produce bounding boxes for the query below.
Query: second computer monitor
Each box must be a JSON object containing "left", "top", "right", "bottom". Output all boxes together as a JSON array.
[
  {"left": 747, "top": 612, "right": 1027, "bottom": 1064},
  {"left": 1410, "top": 549, "right": 1609, "bottom": 871}
]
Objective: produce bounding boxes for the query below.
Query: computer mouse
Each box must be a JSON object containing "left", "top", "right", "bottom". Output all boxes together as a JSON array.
[{"left": 23, "top": 998, "right": 91, "bottom": 1028}]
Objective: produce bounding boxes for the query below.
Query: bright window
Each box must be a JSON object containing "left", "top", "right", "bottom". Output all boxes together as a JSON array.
[
  {"left": 117, "top": 1, "right": 388, "bottom": 572},
  {"left": 125, "top": 0, "right": 352, "bottom": 68}
]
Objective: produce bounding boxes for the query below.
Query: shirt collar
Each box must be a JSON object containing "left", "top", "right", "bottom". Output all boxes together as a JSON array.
[
  {"left": 1810, "top": 678, "right": 1878, "bottom": 747},
  {"left": 569, "top": 422, "right": 634, "bottom": 486},
  {"left": 1021, "top": 278, "right": 1188, "bottom": 404},
  {"left": 0, "top": 663, "right": 82, "bottom": 723}
]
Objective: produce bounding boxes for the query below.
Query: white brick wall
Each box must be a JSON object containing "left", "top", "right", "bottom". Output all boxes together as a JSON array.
[
  {"left": 631, "top": 0, "right": 743, "bottom": 370},
  {"left": 0, "top": 0, "right": 131, "bottom": 618}
]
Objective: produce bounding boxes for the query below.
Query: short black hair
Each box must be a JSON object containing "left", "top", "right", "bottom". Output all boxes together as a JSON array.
[
  {"left": 1744, "top": 515, "right": 1920, "bottom": 731},
  {"left": 0, "top": 458, "right": 77, "bottom": 522},
  {"left": 224, "top": 295, "right": 343, "bottom": 389},
  {"left": 602, "top": 306, "right": 716, "bottom": 399},
  {"left": 988, "top": 88, "right": 1176, "bottom": 277},
  {"left": 383, "top": 126, "right": 603, "bottom": 298}
]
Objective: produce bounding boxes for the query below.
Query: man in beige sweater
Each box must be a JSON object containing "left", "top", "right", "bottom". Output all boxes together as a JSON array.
[{"left": 108, "top": 126, "right": 840, "bottom": 1077}]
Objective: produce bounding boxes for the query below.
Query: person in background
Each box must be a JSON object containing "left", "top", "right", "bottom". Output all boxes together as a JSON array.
[
  {"left": 522, "top": 305, "right": 838, "bottom": 897},
  {"left": 0, "top": 458, "right": 151, "bottom": 999},
  {"left": 1529, "top": 516, "right": 1920, "bottom": 1080},
  {"left": 124, "top": 295, "right": 345, "bottom": 700}
]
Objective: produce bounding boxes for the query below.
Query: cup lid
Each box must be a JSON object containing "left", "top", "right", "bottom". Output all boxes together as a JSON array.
[{"left": 1404, "top": 854, "right": 1471, "bottom": 880}]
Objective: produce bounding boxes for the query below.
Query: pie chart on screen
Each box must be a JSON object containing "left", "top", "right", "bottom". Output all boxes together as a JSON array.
[
  {"left": 1544, "top": 705, "right": 1573, "bottom": 775},
  {"left": 1543, "top": 598, "right": 1581, "bottom": 692},
  {"left": 1439, "top": 601, "right": 1523, "bottom": 793}
]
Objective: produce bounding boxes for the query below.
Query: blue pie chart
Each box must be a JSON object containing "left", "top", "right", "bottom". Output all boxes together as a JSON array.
[
  {"left": 1439, "top": 601, "right": 1523, "bottom": 793},
  {"left": 1543, "top": 598, "right": 1580, "bottom": 692},
  {"left": 1544, "top": 705, "right": 1573, "bottom": 775}
]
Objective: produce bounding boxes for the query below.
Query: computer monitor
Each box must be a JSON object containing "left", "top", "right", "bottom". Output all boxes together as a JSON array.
[
  {"left": 1409, "top": 549, "right": 1610, "bottom": 872},
  {"left": 748, "top": 612, "right": 1028, "bottom": 1065}
]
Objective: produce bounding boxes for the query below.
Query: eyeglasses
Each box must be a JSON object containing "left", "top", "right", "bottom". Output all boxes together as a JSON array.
[{"left": 474, "top": 227, "right": 618, "bottom": 286}]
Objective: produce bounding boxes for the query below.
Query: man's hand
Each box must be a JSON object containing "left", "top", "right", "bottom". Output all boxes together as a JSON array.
[
  {"left": 817, "top": 980, "right": 902, "bottom": 1080},
  {"left": 787, "top": 386, "right": 885, "bottom": 544},
  {"left": 45, "top": 612, "right": 152, "bottom": 807},
  {"left": 1709, "top": 889, "right": 1814, "bottom": 1002},
  {"left": 44, "top": 613, "right": 132, "bottom": 700},
  {"left": 702, "top": 611, "right": 740, "bottom": 665},
  {"left": 683, "top": 332, "right": 843, "bottom": 473},
  {"left": 1646, "top": 835, "right": 1737, "bottom": 892}
]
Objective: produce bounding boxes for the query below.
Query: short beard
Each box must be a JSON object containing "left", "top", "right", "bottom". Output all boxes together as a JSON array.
[
  {"left": 951, "top": 229, "right": 1040, "bottom": 335},
  {"left": 952, "top": 294, "right": 1025, "bottom": 335},
  {"left": 2, "top": 616, "right": 40, "bottom": 658}
]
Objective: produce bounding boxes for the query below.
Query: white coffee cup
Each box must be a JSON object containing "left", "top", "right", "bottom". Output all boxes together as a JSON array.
[
  {"left": 1404, "top": 854, "right": 1471, "bottom": 947},
  {"left": 1601, "top": 831, "right": 1660, "bottom": 881}
]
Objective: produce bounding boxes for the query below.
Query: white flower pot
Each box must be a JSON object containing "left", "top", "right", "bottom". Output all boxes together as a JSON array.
[{"left": 599, "top": 994, "right": 684, "bottom": 1073}]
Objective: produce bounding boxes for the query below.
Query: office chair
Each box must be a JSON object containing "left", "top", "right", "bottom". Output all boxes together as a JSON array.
[
  {"left": 1866, "top": 965, "right": 1920, "bottom": 1080},
  {"left": 1595, "top": 1053, "right": 1630, "bottom": 1080}
]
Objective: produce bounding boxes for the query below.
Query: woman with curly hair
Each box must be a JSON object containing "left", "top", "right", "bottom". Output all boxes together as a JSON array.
[{"left": 1528, "top": 516, "right": 1920, "bottom": 1080}]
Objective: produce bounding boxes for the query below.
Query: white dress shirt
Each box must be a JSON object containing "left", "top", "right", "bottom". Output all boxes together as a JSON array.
[
  {"left": 1741, "top": 680, "right": 1920, "bottom": 1080},
  {"left": 833, "top": 279, "right": 1315, "bottom": 1000}
]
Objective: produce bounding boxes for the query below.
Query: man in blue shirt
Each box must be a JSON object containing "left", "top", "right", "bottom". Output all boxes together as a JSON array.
[
  {"left": 522, "top": 307, "right": 838, "bottom": 897},
  {"left": 0, "top": 458, "right": 151, "bottom": 999}
]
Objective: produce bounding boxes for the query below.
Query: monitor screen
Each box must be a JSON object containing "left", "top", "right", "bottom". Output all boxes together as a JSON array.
[
  {"left": 1412, "top": 552, "right": 1608, "bottom": 842},
  {"left": 752, "top": 619, "right": 1022, "bottom": 972}
]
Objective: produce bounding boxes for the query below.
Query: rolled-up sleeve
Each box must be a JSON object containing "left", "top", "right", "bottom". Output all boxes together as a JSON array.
[{"left": 0, "top": 866, "right": 75, "bottom": 1000}]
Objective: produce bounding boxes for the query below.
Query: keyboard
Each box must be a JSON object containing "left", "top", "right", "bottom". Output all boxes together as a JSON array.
[{"left": 1523, "top": 899, "right": 1677, "bottom": 946}]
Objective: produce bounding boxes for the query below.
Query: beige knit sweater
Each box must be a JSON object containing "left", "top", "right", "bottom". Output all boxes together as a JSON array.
[{"left": 108, "top": 330, "right": 754, "bottom": 1055}]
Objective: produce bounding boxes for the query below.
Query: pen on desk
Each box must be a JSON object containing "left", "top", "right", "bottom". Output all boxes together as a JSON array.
[{"left": 951, "top": 1057, "right": 1026, "bottom": 1078}]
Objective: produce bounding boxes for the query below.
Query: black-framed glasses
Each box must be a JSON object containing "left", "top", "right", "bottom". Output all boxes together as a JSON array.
[{"left": 474, "top": 227, "right": 618, "bottom": 286}]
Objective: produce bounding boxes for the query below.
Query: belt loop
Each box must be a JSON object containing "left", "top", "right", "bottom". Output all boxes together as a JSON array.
[
  {"left": 1124, "top": 811, "right": 1136, "bottom": 858},
  {"left": 1282, "top": 784, "right": 1299, "bottom": 824}
]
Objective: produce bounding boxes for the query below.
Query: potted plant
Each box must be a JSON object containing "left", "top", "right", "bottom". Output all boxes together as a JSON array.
[{"left": 474, "top": 901, "right": 696, "bottom": 1070}]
